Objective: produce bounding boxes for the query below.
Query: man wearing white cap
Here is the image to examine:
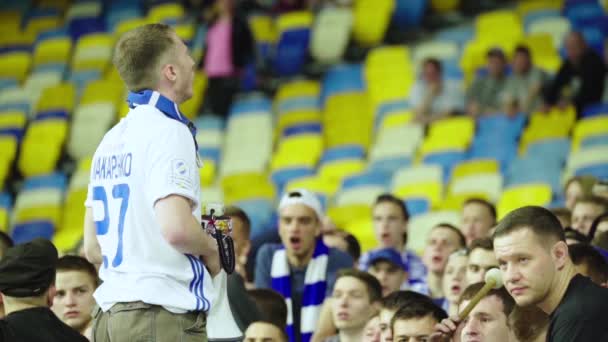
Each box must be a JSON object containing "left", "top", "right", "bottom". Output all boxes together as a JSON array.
[{"left": 255, "top": 189, "right": 354, "bottom": 342}]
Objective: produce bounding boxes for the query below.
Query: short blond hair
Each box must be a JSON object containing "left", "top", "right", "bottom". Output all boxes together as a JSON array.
[{"left": 112, "top": 23, "right": 176, "bottom": 91}]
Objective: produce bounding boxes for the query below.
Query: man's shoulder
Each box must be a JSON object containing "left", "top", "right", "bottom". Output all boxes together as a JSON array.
[{"left": 257, "top": 243, "right": 284, "bottom": 261}]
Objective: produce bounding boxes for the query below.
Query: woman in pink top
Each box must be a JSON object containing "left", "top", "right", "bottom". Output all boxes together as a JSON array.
[{"left": 203, "top": 0, "right": 253, "bottom": 117}]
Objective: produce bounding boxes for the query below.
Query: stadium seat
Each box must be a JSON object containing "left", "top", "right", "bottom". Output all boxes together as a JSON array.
[
  {"left": 11, "top": 220, "right": 55, "bottom": 244},
  {"left": 413, "top": 40, "right": 459, "bottom": 66},
  {"left": 276, "top": 109, "right": 321, "bottom": 137},
  {"left": 520, "top": 106, "right": 576, "bottom": 153},
  {"left": 407, "top": 210, "right": 461, "bottom": 254},
  {"left": 32, "top": 37, "right": 71, "bottom": 66},
  {"left": 114, "top": 17, "right": 150, "bottom": 36},
  {"left": 107, "top": 7, "right": 143, "bottom": 32},
  {"left": 0, "top": 110, "right": 27, "bottom": 141},
  {"left": 324, "top": 92, "right": 373, "bottom": 152},
  {"left": 581, "top": 103, "right": 608, "bottom": 118},
  {"left": 221, "top": 172, "right": 276, "bottom": 205},
  {"left": 497, "top": 183, "right": 552, "bottom": 219},
  {"left": 405, "top": 198, "right": 431, "bottom": 217},
  {"left": 271, "top": 167, "right": 315, "bottom": 194},
  {"left": 572, "top": 116, "right": 608, "bottom": 151},
  {"left": 507, "top": 156, "right": 562, "bottom": 195},
  {"left": 0, "top": 192, "right": 10, "bottom": 232},
  {"left": 566, "top": 146, "right": 608, "bottom": 176},
  {"left": 0, "top": 52, "right": 31, "bottom": 83},
  {"left": 0, "top": 136, "right": 17, "bottom": 188},
  {"left": 286, "top": 175, "right": 336, "bottom": 201},
  {"left": 581, "top": 134, "right": 608, "bottom": 149},
  {"left": 528, "top": 17, "right": 571, "bottom": 48},
  {"left": 71, "top": 33, "right": 114, "bottom": 72},
  {"left": 342, "top": 170, "right": 392, "bottom": 190},
  {"left": 344, "top": 219, "right": 377, "bottom": 253},
  {"left": 318, "top": 159, "right": 366, "bottom": 186},
  {"left": 395, "top": 181, "right": 444, "bottom": 208},
  {"left": 310, "top": 7, "right": 353, "bottom": 64},
  {"left": 68, "top": 103, "right": 116, "bottom": 160},
  {"left": 520, "top": 33, "right": 562, "bottom": 73},
  {"left": 320, "top": 146, "right": 365, "bottom": 164},
  {"left": 370, "top": 124, "right": 423, "bottom": 163},
  {"left": 335, "top": 185, "right": 387, "bottom": 206},
  {"left": 449, "top": 173, "right": 503, "bottom": 202},
  {"left": 274, "top": 11, "right": 313, "bottom": 76},
  {"left": 392, "top": 164, "right": 443, "bottom": 189},
  {"left": 79, "top": 79, "right": 124, "bottom": 108},
  {"left": 352, "top": 0, "right": 395, "bottom": 47},
  {"left": 322, "top": 64, "right": 365, "bottom": 103},
  {"left": 523, "top": 9, "right": 561, "bottom": 31},
  {"left": 516, "top": 0, "right": 562, "bottom": 18},
  {"left": 0, "top": 87, "right": 32, "bottom": 116},
  {"left": 18, "top": 119, "right": 68, "bottom": 177},
  {"left": 328, "top": 204, "right": 371, "bottom": 231},
  {"left": 66, "top": 1, "right": 102, "bottom": 21},
  {"left": 368, "top": 156, "right": 412, "bottom": 175},
  {"left": 423, "top": 151, "right": 467, "bottom": 184},
  {"left": 451, "top": 159, "right": 500, "bottom": 181},
  {"left": 147, "top": 3, "right": 184, "bottom": 23},
  {"left": 35, "top": 82, "right": 76, "bottom": 114},
  {"left": 272, "top": 134, "right": 323, "bottom": 170},
  {"left": 525, "top": 138, "right": 571, "bottom": 167},
  {"left": 392, "top": 0, "right": 427, "bottom": 28},
  {"left": 22, "top": 172, "right": 68, "bottom": 191},
  {"left": 420, "top": 116, "right": 475, "bottom": 155}
]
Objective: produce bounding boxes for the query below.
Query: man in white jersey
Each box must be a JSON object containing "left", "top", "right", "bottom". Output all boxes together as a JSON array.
[{"left": 83, "top": 23, "right": 220, "bottom": 342}]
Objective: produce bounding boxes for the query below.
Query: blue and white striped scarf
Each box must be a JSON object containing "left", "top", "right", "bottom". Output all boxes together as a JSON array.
[{"left": 271, "top": 240, "right": 329, "bottom": 342}]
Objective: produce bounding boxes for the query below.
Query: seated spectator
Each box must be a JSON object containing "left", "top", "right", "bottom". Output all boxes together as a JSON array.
[
  {"left": 365, "top": 248, "right": 408, "bottom": 297},
  {"left": 378, "top": 291, "right": 435, "bottom": 342},
  {"left": 564, "top": 227, "right": 590, "bottom": 245},
  {"left": 359, "top": 194, "right": 426, "bottom": 286},
  {"left": 362, "top": 314, "right": 380, "bottom": 342},
  {"left": 572, "top": 196, "right": 608, "bottom": 236},
  {"left": 409, "top": 58, "right": 465, "bottom": 124},
  {"left": 461, "top": 199, "right": 497, "bottom": 246},
  {"left": 508, "top": 306, "right": 549, "bottom": 342},
  {"left": 255, "top": 189, "right": 353, "bottom": 342},
  {"left": 411, "top": 224, "right": 466, "bottom": 305},
  {"left": 569, "top": 243, "right": 608, "bottom": 287},
  {"left": 551, "top": 208, "right": 572, "bottom": 229},
  {"left": 323, "top": 230, "right": 361, "bottom": 267},
  {"left": 248, "top": 289, "right": 288, "bottom": 329},
  {"left": 590, "top": 213, "right": 608, "bottom": 239},
  {"left": 458, "top": 283, "right": 515, "bottom": 342},
  {"left": 391, "top": 298, "right": 447, "bottom": 342},
  {"left": 502, "top": 45, "right": 548, "bottom": 116},
  {"left": 465, "top": 238, "right": 498, "bottom": 285},
  {"left": 441, "top": 249, "right": 468, "bottom": 316},
  {"left": 51, "top": 256, "right": 99, "bottom": 339},
  {"left": 225, "top": 206, "right": 253, "bottom": 283},
  {"left": 467, "top": 48, "right": 509, "bottom": 116},
  {"left": 325, "top": 269, "right": 382, "bottom": 342},
  {"left": 245, "top": 321, "right": 288, "bottom": 342},
  {"left": 565, "top": 175, "right": 597, "bottom": 211},
  {"left": 543, "top": 31, "right": 606, "bottom": 115},
  {"left": 0, "top": 239, "right": 87, "bottom": 342}
]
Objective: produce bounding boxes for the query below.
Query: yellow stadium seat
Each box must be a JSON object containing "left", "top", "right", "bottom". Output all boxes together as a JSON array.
[
  {"left": 520, "top": 33, "right": 561, "bottom": 73},
  {"left": 272, "top": 134, "right": 324, "bottom": 170},
  {"left": 286, "top": 175, "right": 337, "bottom": 198},
  {"left": 147, "top": 3, "right": 184, "bottom": 23},
  {"left": 18, "top": 119, "right": 68, "bottom": 177},
  {"left": 440, "top": 193, "right": 490, "bottom": 211},
  {"left": 327, "top": 204, "right": 371, "bottom": 231},
  {"left": 0, "top": 52, "right": 31, "bottom": 82},
  {"left": 344, "top": 218, "right": 378, "bottom": 253},
  {"left": 14, "top": 205, "right": 62, "bottom": 227},
  {"left": 352, "top": 0, "right": 395, "bottom": 47},
  {"left": 35, "top": 83, "right": 76, "bottom": 113},
  {"left": 318, "top": 159, "right": 366, "bottom": 185},
  {"left": 54, "top": 189, "right": 86, "bottom": 252},
  {"left": 497, "top": 183, "right": 552, "bottom": 219},
  {"left": 53, "top": 226, "right": 83, "bottom": 253},
  {"left": 275, "top": 80, "right": 320, "bottom": 104},
  {"left": 420, "top": 117, "right": 475, "bottom": 155},
  {"left": 33, "top": 37, "right": 72, "bottom": 66},
  {"left": 24, "top": 16, "right": 62, "bottom": 38},
  {"left": 0, "top": 111, "right": 26, "bottom": 130},
  {"left": 324, "top": 92, "right": 373, "bottom": 151},
  {"left": 430, "top": 0, "right": 460, "bottom": 12},
  {"left": 249, "top": 15, "right": 277, "bottom": 44},
  {"left": 0, "top": 11, "right": 21, "bottom": 32},
  {"left": 118, "top": 102, "right": 130, "bottom": 119},
  {"left": 572, "top": 116, "right": 608, "bottom": 151},
  {"left": 395, "top": 181, "right": 444, "bottom": 208},
  {"left": 379, "top": 110, "right": 414, "bottom": 130},
  {"left": 516, "top": 0, "right": 563, "bottom": 17},
  {"left": 520, "top": 106, "right": 576, "bottom": 153},
  {"left": 199, "top": 159, "right": 216, "bottom": 187},
  {"left": 115, "top": 17, "right": 151, "bottom": 35},
  {"left": 276, "top": 11, "right": 313, "bottom": 33},
  {"left": 180, "top": 74, "right": 206, "bottom": 119},
  {"left": 80, "top": 79, "right": 124, "bottom": 107},
  {"left": 365, "top": 46, "right": 414, "bottom": 112},
  {"left": 77, "top": 156, "right": 93, "bottom": 172},
  {"left": 175, "top": 23, "right": 195, "bottom": 42},
  {"left": 475, "top": 10, "right": 523, "bottom": 42},
  {"left": 104, "top": 67, "right": 122, "bottom": 83},
  {"left": 277, "top": 110, "right": 321, "bottom": 137},
  {"left": 0, "top": 137, "right": 18, "bottom": 188},
  {"left": 72, "top": 33, "right": 114, "bottom": 72},
  {"left": 451, "top": 159, "right": 499, "bottom": 181},
  {"left": 0, "top": 208, "right": 7, "bottom": 232},
  {"left": 221, "top": 172, "right": 275, "bottom": 204}
]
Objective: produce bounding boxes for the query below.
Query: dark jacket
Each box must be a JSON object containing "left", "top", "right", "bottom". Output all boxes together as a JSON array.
[{"left": 0, "top": 307, "right": 88, "bottom": 342}]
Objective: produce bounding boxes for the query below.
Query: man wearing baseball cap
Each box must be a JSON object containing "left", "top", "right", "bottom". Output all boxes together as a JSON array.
[
  {"left": 0, "top": 238, "right": 87, "bottom": 341},
  {"left": 365, "top": 248, "right": 409, "bottom": 297},
  {"left": 255, "top": 189, "right": 354, "bottom": 342}
]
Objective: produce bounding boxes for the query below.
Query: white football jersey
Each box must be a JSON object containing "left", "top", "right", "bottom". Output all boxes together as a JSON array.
[{"left": 85, "top": 104, "right": 215, "bottom": 313}]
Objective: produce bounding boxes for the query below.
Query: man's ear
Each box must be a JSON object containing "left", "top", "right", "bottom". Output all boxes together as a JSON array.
[
  {"left": 162, "top": 64, "right": 177, "bottom": 82},
  {"left": 552, "top": 241, "right": 570, "bottom": 270}
]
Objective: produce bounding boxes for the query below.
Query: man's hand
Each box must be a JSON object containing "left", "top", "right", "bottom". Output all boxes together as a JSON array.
[{"left": 430, "top": 316, "right": 461, "bottom": 342}]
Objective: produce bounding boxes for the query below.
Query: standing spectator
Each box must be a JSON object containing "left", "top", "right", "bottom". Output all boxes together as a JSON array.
[
  {"left": 52, "top": 256, "right": 99, "bottom": 339},
  {"left": 460, "top": 199, "right": 497, "bottom": 246},
  {"left": 255, "top": 189, "right": 353, "bottom": 342},
  {"left": 467, "top": 48, "right": 509, "bottom": 116},
  {"left": 359, "top": 194, "right": 426, "bottom": 287},
  {"left": 564, "top": 175, "right": 597, "bottom": 211},
  {"left": 325, "top": 269, "right": 382, "bottom": 342},
  {"left": 543, "top": 31, "right": 606, "bottom": 115},
  {"left": 411, "top": 224, "right": 466, "bottom": 306},
  {"left": 571, "top": 195, "right": 608, "bottom": 236},
  {"left": 502, "top": 45, "right": 547, "bottom": 116},
  {"left": 441, "top": 249, "right": 468, "bottom": 316},
  {"left": 0, "top": 239, "right": 87, "bottom": 341},
  {"left": 465, "top": 238, "right": 498, "bottom": 285},
  {"left": 409, "top": 58, "right": 465, "bottom": 124},
  {"left": 203, "top": 0, "right": 254, "bottom": 117}
]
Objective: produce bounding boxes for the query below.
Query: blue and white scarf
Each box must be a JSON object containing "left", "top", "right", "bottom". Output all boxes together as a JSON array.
[{"left": 271, "top": 239, "right": 329, "bottom": 342}]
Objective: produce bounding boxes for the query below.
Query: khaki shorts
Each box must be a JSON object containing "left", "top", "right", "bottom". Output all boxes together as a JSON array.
[{"left": 92, "top": 302, "right": 207, "bottom": 342}]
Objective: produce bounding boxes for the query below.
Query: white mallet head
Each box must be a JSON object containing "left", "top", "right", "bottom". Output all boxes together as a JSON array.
[{"left": 484, "top": 268, "right": 504, "bottom": 289}]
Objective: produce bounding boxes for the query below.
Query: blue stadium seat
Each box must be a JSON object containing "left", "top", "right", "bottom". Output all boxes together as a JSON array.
[
  {"left": 436, "top": 26, "right": 475, "bottom": 46},
  {"left": 342, "top": 170, "right": 391, "bottom": 190},
  {"left": 392, "top": 0, "right": 427, "bottom": 28},
  {"left": 11, "top": 220, "right": 55, "bottom": 244},
  {"left": 322, "top": 64, "right": 365, "bottom": 103},
  {"left": 229, "top": 96, "right": 272, "bottom": 118},
  {"left": 369, "top": 156, "right": 412, "bottom": 174},
  {"left": 0, "top": 79, "right": 18, "bottom": 92},
  {"left": 283, "top": 123, "right": 322, "bottom": 137},
  {"left": 22, "top": 172, "right": 67, "bottom": 191},
  {"left": 194, "top": 115, "right": 225, "bottom": 131},
  {"left": 106, "top": 8, "right": 143, "bottom": 32},
  {"left": 234, "top": 199, "right": 275, "bottom": 239},
  {"left": 69, "top": 70, "right": 102, "bottom": 92},
  {"left": 476, "top": 114, "right": 526, "bottom": 141},
  {"left": 271, "top": 167, "right": 315, "bottom": 193},
  {"left": 507, "top": 157, "right": 562, "bottom": 195},
  {"left": 277, "top": 97, "right": 320, "bottom": 114},
  {"left": 374, "top": 99, "right": 409, "bottom": 130},
  {"left": 581, "top": 134, "right": 608, "bottom": 149},
  {"left": 0, "top": 192, "right": 11, "bottom": 209},
  {"left": 525, "top": 138, "right": 571, "bottom": 167},
  {"left": 582, "top": 103, "right": 608, "bottom": 118},
  {"left": 37, "top": 28, "right": 69, "bottom": 43},
  {"left": 575, "top": 163, "right": 608, "bottom": 179},
  {"left": 198, "top": 147, "right": 221, "bottom": 165},
  {"left": 69, "top": 16, "right": 106, "bottom": 41},
  {"left": 320, "top": 145, "right": 366, "bottom": 164},
  {"left": 469, "top": 138, "right": 517, "bottom": 172},
  {"left": 524, "top": 9, "right": 561, "bottom": 31},
  {"left": 565, "top": 2, "right": 605, "bottom": 27},
  {"left": 405, "top": 198, "right": 430, "bottom": 217},
  {"left": 33, "top": 63, "right": 67, "bottom": 76},
  {"left": 423, "top": 151, "right": 467, "bottom": 183},
  {"left": 35, "top": 109, "right": 69, "bottom": 121},
  {"left": 275, "top": 28, "right": 311, "bottom": 77}
]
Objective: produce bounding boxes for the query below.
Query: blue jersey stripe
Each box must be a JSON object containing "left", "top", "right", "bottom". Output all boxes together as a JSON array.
[{"left": 186, "top": 254, "right": 201, "bottom": 311}]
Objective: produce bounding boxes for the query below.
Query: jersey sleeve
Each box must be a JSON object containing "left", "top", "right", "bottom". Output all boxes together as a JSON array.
[{"left": 146, "top": 124, "right": 200, "bottom": 210}]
